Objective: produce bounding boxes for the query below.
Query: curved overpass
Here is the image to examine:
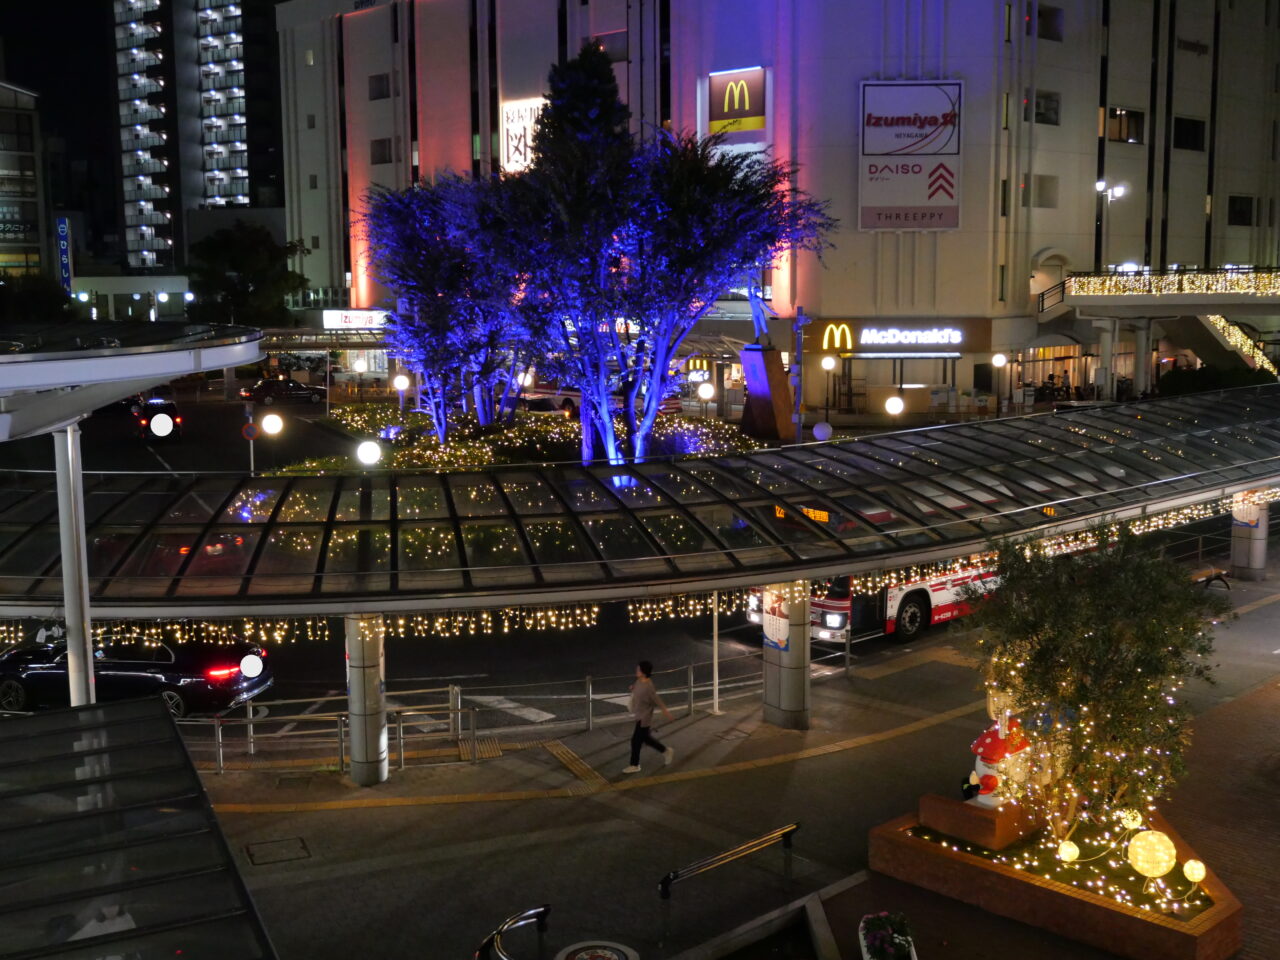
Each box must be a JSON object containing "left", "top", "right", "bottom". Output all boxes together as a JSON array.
[{"left": 3, "top": 386, "right": 1280, "bottom": 618}]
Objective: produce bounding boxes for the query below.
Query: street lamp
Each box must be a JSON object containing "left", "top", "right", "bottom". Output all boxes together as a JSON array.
[
  {"left": 353, "top": 357, "right": 368, "bottom": 400},
  {"left": 1096, "top": 180, "right": 1127, "bottom": 269},
  {"left": 885, "top": 394, "right": 905, "bottom": 416},
  {"left": 393, "top": 373, "right": 410, "bottom": 412},
  {"left": 356, "top": 440, "right": 382, "bottom": 466},
  {"left": 820, "top": 354, "right": 836, "bottom": 422},
  {"left": 696, "top": 380, "right": 715, "bottom": 417},
  {"left": 992, "top": 353, "right": 1008, "bottom": 414},
  {"left": 261, "top": 413, "right": 283, "bottom": 435}
]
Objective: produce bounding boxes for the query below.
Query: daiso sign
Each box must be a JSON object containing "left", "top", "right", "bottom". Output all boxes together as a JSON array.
[{"left": 867, "top": 163, "right": 924, "bottom": 177}]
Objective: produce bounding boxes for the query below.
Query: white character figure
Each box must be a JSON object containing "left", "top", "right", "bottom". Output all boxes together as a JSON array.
[{"left": 967, "top": 716, "right": 1030, "bottom": 808}]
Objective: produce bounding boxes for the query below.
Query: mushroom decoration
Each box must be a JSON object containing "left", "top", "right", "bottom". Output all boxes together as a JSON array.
[{"left": 964, "top": 717, "right": 1031, "bottom": 808}]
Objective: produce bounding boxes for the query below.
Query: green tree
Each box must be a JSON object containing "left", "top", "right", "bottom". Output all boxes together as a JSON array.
[
  {"left": 0, "top": 273, "right": 82, "bottom": 327},
  {"left": 187, "top": 220, "right": 308, "bottom": 328},
  {"left": 965, "top": 527, "right": 1229, "bottom": 838}
]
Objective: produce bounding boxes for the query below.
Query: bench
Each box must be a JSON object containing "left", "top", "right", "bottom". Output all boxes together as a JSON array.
[{"left": 1190, "top": 566, "right": 1231, "bottom": 590}]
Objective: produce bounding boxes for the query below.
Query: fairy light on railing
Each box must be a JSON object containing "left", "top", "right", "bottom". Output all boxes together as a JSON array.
[
  {"left": 1066, "top": 268, "right": 1280, "bottom": 298},
  {"left": 1204, "top": 315, "right": 1277, "bottom": 375}
]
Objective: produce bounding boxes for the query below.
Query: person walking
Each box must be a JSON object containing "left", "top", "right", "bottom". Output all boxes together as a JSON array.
[{"left": 623, "top": 660, "right": 675, "bottom": 774}]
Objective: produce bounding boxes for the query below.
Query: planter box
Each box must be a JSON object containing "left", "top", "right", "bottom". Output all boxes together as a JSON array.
[
  {"left": 869, "top": 811, "right": 1241, "bottom": 960},
  {"left": 857, "top": 919, "right": 918, "bottom": 960},
  {"left": 918, "top": 793, "right": 1040, "bottom": 851}
]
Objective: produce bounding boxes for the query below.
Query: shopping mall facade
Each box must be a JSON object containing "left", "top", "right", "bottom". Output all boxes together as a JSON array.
[{"left": 274, "top": 0, "right": 1280, "bottom": 412}]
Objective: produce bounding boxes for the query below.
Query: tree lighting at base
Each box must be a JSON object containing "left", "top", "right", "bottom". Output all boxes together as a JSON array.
[
  {"left": 885, "top": 395, "right": 905, "bottom": 415},
  {"left": 355, "top": 440, "right": 382, "bottom": 465},
  {"left": 1127, "top": 830, "right": 1177, "bottom": 879}
]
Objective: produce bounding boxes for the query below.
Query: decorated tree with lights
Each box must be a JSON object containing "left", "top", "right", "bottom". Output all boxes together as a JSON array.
[
  {"left": 966, "top": 526, "right": 1229, "bottom": 840},
  {"left": 365, "top": 176, "right": 539, "bottom": 442}
]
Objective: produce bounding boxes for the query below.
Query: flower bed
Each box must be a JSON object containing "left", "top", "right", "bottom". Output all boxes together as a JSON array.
[{"left": 858, "top": 912, "right": 917, "bottom": 960}]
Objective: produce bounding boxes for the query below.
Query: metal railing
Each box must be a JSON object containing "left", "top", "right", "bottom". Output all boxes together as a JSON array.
[
  {"left": 1037, "top": 280, "right": 1066, "bottom": 313},
  {"left": 658, "top": 823, "right": 799, "bottom": 945},
  {"left": 474, "top": 905, "right": 550, "bottom": 960}
]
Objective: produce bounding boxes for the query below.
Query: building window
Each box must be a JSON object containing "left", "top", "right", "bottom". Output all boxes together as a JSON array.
[
  {"left": 308, "top": 174, "right": 318, "bottom": 189},
  {"left": 368, "top": 73, "right": 391, "bottom": 101},
  {"left": 370, "top": 138, "right": 393, "bottom": 165},
  {"left": 306, "top": 113, "right": 316, "bottom": 130},
  {"left": 1025, "top": 90, "right": 1060, "bottom": 125},
  {"left": 1020, "top": 174, "right": 1060, "bottom": 208},
  {"left": 1029, "top": 4, "right": 1065, "bottom": 41},
  {"left": 1106, "top": 107, "right": 1145, "bottom": 144},
  {"left": 1173, "top": 116, "right": 1206, "bottom": 151},
  {"left": 1227, "top": 195, "right": 1255, "bottom": 226},
  {"left": 999, "top": 264, "right": 1008, "bottom": 302},
  {"left": 1000, "top": 178, "right": 1009, "bottom": 216},
  {"left": 1001, "top": 93, "right": 1010, "bottom": 130},
  {"left": 310, "top": 235, "right": 320, "bottom": 250},
  {"left": 592, "top": 30, "right": 628, "bottom": 63},
  {"left": 305, "top": 49, "right": 315, "bottom": 67}
]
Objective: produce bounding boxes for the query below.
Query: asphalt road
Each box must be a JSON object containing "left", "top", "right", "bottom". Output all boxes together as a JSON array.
[{"left": 3, "top": 394, "right": 355, "bottom": 473}]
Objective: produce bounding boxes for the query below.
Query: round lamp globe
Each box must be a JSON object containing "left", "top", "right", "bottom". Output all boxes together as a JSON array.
[
  {"left": 812, "top": 421, "right": 833, "bottom": 442},
  {"left": 393, "top": 374, "right": 410, "bottom": 392},
  {"left": 356, "top": 440, "right": 382, "bottom": 465},
  {"left": 261, "top": 413, "right": 284, "bottom": 435},
  {"left": 696, "top": 382, "right": 715, "bottom": 401},
  {"left": 1127, "top": 830, "right": 1177, "bottom": 878},
  {"left": 820, "top": 355, "right": 837, "bottom": 371},
  {"left": 885, "top": 395, "right": 905, "bottom": 415}
]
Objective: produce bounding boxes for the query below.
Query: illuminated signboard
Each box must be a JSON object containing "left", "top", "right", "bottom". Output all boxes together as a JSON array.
[
  {"left": 500, "top": 97, "right": 546, "bottom": 172},
  {"left": 708, "top": 67, "right": 766, "bottom": 134},
  {"left": 815, "top": 319, "right": 990, "bottom": 354},
  {"left": 322, "top": 309, "right": 388, "bottom": 330},
  {"left": 859, "top": 327, "right": 963, "bottom": 346},
  {"left": 774, "top": 504, "right": 830, "bottom": 524}
]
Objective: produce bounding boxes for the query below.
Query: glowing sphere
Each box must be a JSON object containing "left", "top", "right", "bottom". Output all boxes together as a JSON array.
[
  {"left": 885, "top": 395, "right": 905, "bottom": 415},
  {"left": 1057, "top": 840, "right": 1079, "bottom": 863},
  {"left": 393, "top": 374, "right": 410, "bottom": 392},
  {"left": 184, "top": 291, "right": 195, "bottom": 302},
  {"left": 353, "top": 358, "right": 369, "bottom": 374},
  {"left": 1183, "top": 859, "right": 1206, "bottom": 883},
  {"left": 1117, "top": 808, "right": 1143, "bottom": 830},
  {"left": 76, "top": 291, "right": 90, "bottom": 303},
  {"left": 820, "top": 355, "right": 837, "bottom": 371},
  {"left": 355, "top": 440, "right": 382, "bottom": 465},
  {"left": 992, "top": 352, "right": 1008, "bottom": 368},
  {"left": 156, "top": 291, "right": 169, "bottom": 303},
  {"left": 812, "top": 421, "right": 833, "bottom": 442},
  {"left": 696, "top": 382, "right": 715, "bottom": 401},
  {"left": 148, "top": 413, "right": 173, "bottom": 438},
  {"left": 1127, "top": 830, "right": 1177, "bottom": 878},
  {"left": 240, "top": 653, "right": 264, "bottom": 678},
  {"left": 260, "top": 413, "right": 283, "bottom": 435}
]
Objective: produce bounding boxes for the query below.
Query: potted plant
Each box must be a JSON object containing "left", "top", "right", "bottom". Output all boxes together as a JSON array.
[{"left": 858, "top": 912, "right": 916, "bottom": 960}]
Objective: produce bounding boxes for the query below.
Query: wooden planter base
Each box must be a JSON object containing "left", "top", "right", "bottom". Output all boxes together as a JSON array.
[{"left": 869, "top": 809, "right": 1241, "bottom": 960}]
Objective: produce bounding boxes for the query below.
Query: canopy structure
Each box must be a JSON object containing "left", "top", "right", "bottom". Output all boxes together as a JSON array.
[
  {"left": 0, "top": 698, "right": 277, "bottom": 959},
  {"left": 3, "top": 386, "right": 1280, "bottom": 616}
]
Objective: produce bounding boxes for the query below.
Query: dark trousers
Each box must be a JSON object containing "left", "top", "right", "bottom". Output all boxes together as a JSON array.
[{"left": 630, "top": 722, "right": 666, "bottom": 765}]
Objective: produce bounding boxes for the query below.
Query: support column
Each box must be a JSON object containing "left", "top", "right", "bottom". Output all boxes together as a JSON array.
[
  {"left": 344, "top": 614, "right": 387, "bottom": 785},
  {"left": 53, "top": 424, "right": 94, "bottom": 706},
  {"left": 222, "top": 366, "right": 238, "bottom": 401},
  {"left": 761, "top": 582, "right": 810, "bottom": 730},
  {"left": 1095, "top": 319, "right": 1115, "bottom": 401},
  {"left": 1132, "top": 321, "right": 1151, "bottom": 396},
  {"left": 1231, "top": 494, "right": 1268, "bottom": 581}
]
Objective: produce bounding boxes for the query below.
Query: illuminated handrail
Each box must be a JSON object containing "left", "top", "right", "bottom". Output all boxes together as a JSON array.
[
  {"left": 1065, "top": 267, "right": 1280, "bottom": 297},
  {"left": 659, "top": 822, "right": 799, "bottom": 900},
  {"left": 474, "top": 904, "right": 550, "bottom": 960},
  {"left": 1204, "top": 315, "right": 1277, "bottom": 375}
]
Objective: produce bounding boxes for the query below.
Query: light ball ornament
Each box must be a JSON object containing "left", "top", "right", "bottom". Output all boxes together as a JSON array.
[
  {"left": 1127, "top": 829, "right": 1177, "bottom": 878},
  {"left": 812, "top": 421, "right": 833, "bottom": 442},
  {"left": 355, "top": 440, "right": 382, "bottom": 465},
  {"left": 1117, "top": 808, "right": 1143, "bottom": 830},
  {"left": 1057, "top": 840, "right": 1079, "bottom": 863},
  {"left": 1182, "top": 859, "right": 1206, "bottom": 884}
]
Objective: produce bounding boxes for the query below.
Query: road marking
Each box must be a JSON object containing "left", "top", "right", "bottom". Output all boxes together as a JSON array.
[
  {"left": 467, "top": 694, "right": 555, "bottom": 723},
  {"left": 856, "top": 646, "right": 979, "bottom": 680},
  {"left": 391, "top": 674, "right": 488, "bottom": 682},
  {"left": 386, "top": 697, "right": 449, "bottom": 733},
  {"left": 211, "top": 698, "right": 987, "bottom": 813},
  {"left": 274, "top": 693, "right": 338, "bottom": 736},
  {"left": 545, "top": 740, "right": 608, "bottom": 791},
  {"left": 1233, "top": 591, "right": 1280, "bottom": 616},
  {"left": 147, "top": 446, "right": 178, "bottom": 475}
]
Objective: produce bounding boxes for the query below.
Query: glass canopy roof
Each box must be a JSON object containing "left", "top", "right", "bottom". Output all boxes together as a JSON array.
[
  {"left": 3, "top": 385, "right": 1280, "bottom": 610},
  {"left": 0, "top": 698, "right": 276, "bottom": 959}
]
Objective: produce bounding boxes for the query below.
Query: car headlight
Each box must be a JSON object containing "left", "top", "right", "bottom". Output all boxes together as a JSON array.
[{"left": 824, "top": 613, "right": 845, "bottom": 629}]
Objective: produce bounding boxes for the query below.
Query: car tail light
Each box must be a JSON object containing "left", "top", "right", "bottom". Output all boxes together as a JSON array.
[
  {"left": 175, "top": 416, "right": 183, "bottom": 423},
  {"left": 140, "top": 418, "right": 149, "bottom": 427},
  {"left": 206, "top": 665, "right": 240, "bottom": 680}
]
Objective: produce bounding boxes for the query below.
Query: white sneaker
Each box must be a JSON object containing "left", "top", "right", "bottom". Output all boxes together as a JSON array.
[
  {"left": 664, "top": 747, "right": 675, "bottom": 766},
  {"left": 622, "top": 765, "right": 642, "bottom": 774}
]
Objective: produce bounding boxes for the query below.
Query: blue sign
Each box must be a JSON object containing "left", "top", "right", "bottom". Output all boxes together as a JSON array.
[{"left": 55, "top": 217, "right": 73, "bottom": 295}]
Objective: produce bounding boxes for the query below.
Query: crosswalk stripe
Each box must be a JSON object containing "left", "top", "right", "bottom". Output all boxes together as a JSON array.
[{"left": 467, "top": 694, "right": 555, "bottom": 723}]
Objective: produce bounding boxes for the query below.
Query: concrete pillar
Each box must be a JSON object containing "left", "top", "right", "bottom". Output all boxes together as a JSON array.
[
  {"left": 761, "top": 582, "right": 810, "bottom": 730},
  {"left": 223, "top": 366, "right": 238, "bottom": 401},
  {"left": 344, "top": 614, "right": 388, "bottom": 785},
  {"left": 1132, "top": 321, "right": 1151, "bottom": 396},
  {"left": 1231, "top": 494, "right": 1268, "bottom": 581},
  {"left": 53, "top": 424, "right": 95, "bottom": 706},
  {"left": 1095, "top": 319, "right": 1115, "bottom": 401}
]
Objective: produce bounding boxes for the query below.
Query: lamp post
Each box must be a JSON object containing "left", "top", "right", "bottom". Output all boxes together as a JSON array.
[
  {"left": 354, "top": 357, "right": 368, "bottom": 401},
  {"left": 1095, "top": 179, "right": 1127, "bottom": 270},
  {"left": 696, "top": 380, "right": 715, "bottom": 418},
  {"left": 393, "top": 373, "right": 410, "bottom": 412},
  {"left": 820, "top": 355, "right": 836, "bottom": 422},
  {"left": 992, "top": 352, "right": 1008, "bottom": 414},
  {"left": 885, "top": 392, "right": 905, "bottom": 416},
  {"left": 261, "top": 412, "right": 283, "bottom": 471}
]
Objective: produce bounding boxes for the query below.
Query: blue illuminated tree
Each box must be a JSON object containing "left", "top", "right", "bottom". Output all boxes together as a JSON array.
[{"left": 365, "top": 176, "right": 535, "bottom": 442}]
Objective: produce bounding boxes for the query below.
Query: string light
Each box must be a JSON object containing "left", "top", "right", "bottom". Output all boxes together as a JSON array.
[
  {"left": 1067, "top": 268, "right": 1280, "bottom": 298},
  {"left": 1204, "top": 315, "right": 1277, "bottom": 375}
]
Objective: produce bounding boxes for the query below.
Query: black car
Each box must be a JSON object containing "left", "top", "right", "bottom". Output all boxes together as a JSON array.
[
  {"left": 0, "top": 638, "right": 273, "bottom": 717},
  {"left": 132, "top": 398, "right": 184, "bottom": 441},
  {"left": 240, "top": 377, "right": 325, "bottom": 405}
]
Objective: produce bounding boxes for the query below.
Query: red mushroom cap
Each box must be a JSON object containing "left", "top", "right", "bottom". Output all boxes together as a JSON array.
[{"left": 970, "top": 719, "right": 1030, "bottom": 762}]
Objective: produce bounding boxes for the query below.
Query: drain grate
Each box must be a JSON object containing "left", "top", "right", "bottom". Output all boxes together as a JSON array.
[
  {"left": 245, "top": 837, "right": 311, "bottom": 866},
  {"left": 717, "top": 728, "right": 751, "bottom": 741}
]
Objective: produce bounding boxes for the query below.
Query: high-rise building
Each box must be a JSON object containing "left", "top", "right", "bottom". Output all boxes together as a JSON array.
[
  {"left": 276, "top": 0, "right": 1280, "bottom": 399},
  {"left": 112, "top": 0, "right": 284, "bottom": 272},
  {"left": 0, "top": 80, "right": 46, "bottom": 277}
]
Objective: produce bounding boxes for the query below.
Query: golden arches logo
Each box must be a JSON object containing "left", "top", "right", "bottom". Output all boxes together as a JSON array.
[
  {"left": 723, "top": 80, "right": 750, "bottom": 113},
  {"left": 822, "top": 323, "right": 853, "bottom": 351}
]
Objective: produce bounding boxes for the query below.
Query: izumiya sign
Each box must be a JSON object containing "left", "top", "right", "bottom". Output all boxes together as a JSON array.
[{"left": 859, "top": 81, "right": 963, "bottom": 230}]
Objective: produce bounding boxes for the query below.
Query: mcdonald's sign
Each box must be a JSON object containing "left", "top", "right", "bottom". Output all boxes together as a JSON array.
[
  {"left": 822, "top": 323, "right": 854, "bottom": 351},
  {"left": 709, "top": 67, "right": 766, "bottom": 134}
]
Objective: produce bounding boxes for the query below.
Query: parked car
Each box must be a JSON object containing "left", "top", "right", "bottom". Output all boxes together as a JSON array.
[
  {"left": 132, "top": 397, "right": 183, "bottom": 441},
  {"left": 0, "top": 638, "right": 273, "bottom": 717},
  {"left": 240, "top": 377, "right": 326, "bottom": 405},
  {"left": 95, "top": 392, "right": 146, "bottom": 417}
]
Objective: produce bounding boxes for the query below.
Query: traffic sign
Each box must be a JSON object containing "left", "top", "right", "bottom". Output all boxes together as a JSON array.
[{"left": 242, "top": 423, "right": 260, "bottom": 441}]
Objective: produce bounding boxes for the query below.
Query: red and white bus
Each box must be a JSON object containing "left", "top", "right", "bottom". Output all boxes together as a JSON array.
[{"left": 747, "top": 566, "right": 999, "bottom": 644}]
